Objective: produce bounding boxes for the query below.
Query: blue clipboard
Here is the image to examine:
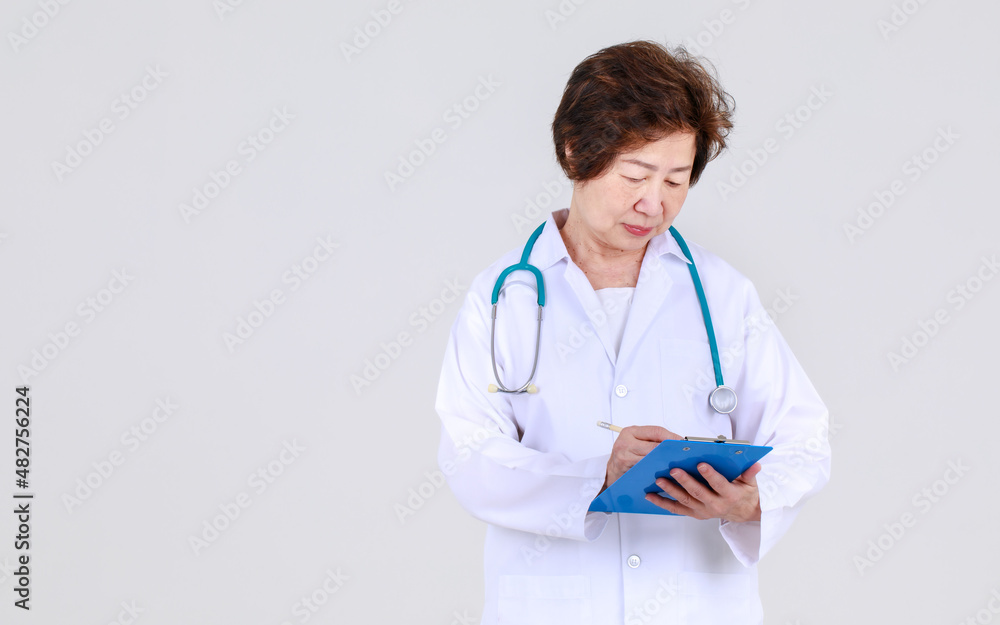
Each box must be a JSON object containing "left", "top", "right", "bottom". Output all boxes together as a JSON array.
[{"left": 588, "top": 437, "right": 772, "bottom": 515}]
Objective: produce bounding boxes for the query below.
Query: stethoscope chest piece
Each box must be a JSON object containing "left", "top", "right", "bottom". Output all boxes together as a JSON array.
[{"left": 709, "top": 385, "right": 738, "bottom": 414}]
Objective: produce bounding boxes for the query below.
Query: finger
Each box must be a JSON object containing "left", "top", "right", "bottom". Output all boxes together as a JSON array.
[
  {"left": 623, "top": 425, "right": 683, "bottom": 443},
  {"left": 617, "top": 440, "right": 663, "bottom": 464},
  {"left": 654, "top": 476, "right": 695, "bottom": 508},
  {"left": 694, "top": 462, "right": 732, "bottom": 494},
  {"left": 629, "top": 438, "right": 664, "bottom": 454},
  {"left": 609, "top": 449, "right": 653, "bottom": 479},
  {"left": 665, "top": 468, "right": 713, "bottom": 503},
  {"left": 734, "top": 462, "right": 762, "bottom": 485},
  {"left": 644, "top": 491, "right": 692, "bottom": 516},
  {"left": 618, "top": 441, "right": 657, "bottom": 462}
]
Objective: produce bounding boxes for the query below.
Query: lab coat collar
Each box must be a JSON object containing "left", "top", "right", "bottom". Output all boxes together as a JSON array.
[
  {"left": 649, "top": 225, "right": 694, "bottom": 266},
  {"left": 529, "top": 209, "right": 693, "bottom": 271},
  {"left": 531, "top": 209, "right": 694, "bottom": 367}
]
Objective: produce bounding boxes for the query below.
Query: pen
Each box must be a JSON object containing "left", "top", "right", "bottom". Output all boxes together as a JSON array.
[{"left": 596, "top": 421, "right": 622, "bottom": 433}]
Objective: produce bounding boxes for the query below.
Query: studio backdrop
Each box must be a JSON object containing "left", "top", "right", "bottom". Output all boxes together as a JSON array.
[{"left": 1, "top": 1, "right": 997, "bottom": 623}]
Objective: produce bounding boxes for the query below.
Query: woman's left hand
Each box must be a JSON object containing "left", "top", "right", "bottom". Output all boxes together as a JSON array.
[{"left": 644, "top": 462, "right": 762, "bottom": 523}]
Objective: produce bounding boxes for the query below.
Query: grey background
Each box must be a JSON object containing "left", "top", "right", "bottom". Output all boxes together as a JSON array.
[{"left": 2, "top": 0, "right": 998, "bottom": 623}]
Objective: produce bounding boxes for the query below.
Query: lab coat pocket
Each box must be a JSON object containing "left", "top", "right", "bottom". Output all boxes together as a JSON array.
[
  {"left": 659, "top": 339, "right": 734, "bottom": 438},
  {"left": 497, "top": 574, "right": 592, "bottom": 624},
  {"left": 679, "top": 571, "right": 762, "bottom": 624}
]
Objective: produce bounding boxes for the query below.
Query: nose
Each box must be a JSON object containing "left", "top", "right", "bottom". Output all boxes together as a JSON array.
[{"left": 634, "top": 184, "right": 664, "bottom": 217}]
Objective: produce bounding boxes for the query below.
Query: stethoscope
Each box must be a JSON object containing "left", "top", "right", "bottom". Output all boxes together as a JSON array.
[{"left": 487, "top": 221, "right": 739, "bottom": 415}]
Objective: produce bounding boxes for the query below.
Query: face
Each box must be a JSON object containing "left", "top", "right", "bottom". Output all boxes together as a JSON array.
[{"left": 566, "top": 131, "right": 697, "bottom": 253}]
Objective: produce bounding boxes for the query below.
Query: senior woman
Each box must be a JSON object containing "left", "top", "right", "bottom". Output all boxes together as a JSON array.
[{"left": 435, "top": 40, "right": 830, "bottom": 624}]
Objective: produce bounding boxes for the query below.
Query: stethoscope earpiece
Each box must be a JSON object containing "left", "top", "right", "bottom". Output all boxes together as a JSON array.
[{"left": 488, "top": 222, "right": 547, "bottom": 395}]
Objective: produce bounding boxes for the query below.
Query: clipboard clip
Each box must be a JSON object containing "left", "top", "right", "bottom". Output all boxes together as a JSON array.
[{"left": 683, "top": 435, "right": 751, "bottom": 445}]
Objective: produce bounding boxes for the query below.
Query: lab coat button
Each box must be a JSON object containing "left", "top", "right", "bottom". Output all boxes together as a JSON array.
[
  {"left": 614, "top": 384, "right": 628, "bottom": 398},
  {"left": 627, "top": 554, "right": 641, "bottom": 568}
]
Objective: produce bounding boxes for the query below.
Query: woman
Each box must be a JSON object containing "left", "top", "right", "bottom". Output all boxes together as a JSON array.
[{"left": 436, "top": 40, "right": 830, "bottom": 624}]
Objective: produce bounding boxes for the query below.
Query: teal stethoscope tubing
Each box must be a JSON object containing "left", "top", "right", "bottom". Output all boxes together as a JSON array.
[
  {"left": 488, "top": 222, "right": 546, "bottom": 394},
  {"left": 489, "top": 221, "right": 738, "bottom": 414}
]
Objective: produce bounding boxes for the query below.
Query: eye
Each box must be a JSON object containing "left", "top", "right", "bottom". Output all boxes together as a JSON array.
[
  {"left": 666, "top": 180, "right": 681, "bottom": 188},
  {"left": 623, "top": 176, "right": 644, "bottom": 183}
]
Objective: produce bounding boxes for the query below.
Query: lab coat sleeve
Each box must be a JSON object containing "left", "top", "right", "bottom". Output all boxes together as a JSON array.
[
  {"left": 717, "top": 284, "right": 832, "bottom": 567},
  {"left": 436, "top": 284, "right": 612, "bottom": 543}
]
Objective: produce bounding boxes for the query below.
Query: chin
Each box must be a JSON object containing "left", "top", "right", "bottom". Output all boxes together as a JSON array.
[{"left": 616, "top": 236, "right": 649, "bottom": 251}]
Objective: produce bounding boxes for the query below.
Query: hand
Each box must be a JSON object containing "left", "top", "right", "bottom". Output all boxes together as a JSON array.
[
  {"left": 601, "top": 425, "right": 682, "bottom": 493},
  {"left": 644, "top": 461, "right": 762, "bottom": 523}
]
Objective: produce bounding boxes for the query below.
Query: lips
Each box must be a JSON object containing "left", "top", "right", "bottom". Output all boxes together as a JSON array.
[{"left": 624, "top": 224, "right": 653, "bottom": 236}]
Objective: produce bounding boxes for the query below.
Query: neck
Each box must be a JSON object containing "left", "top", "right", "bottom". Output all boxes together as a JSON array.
[{"left": 559, "top": 216, "right": 645, "bottom": 290}]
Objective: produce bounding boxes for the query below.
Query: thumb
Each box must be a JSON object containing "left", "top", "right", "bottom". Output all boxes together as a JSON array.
[{"left": 734, "top": 462, "right": 762, "bottom": 485}]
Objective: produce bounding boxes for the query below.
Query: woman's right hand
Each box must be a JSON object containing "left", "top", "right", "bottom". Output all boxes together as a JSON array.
[{"left": 601, "top": 425, "right": 683, "bottom": 492}]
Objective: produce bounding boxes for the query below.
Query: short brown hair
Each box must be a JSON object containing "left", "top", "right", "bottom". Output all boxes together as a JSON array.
[{"left": 552, "top": 40, "right": 734, "bottom": 186}]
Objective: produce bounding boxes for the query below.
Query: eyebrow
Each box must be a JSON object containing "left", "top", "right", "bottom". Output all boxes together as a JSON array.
[{"left": 621, "top": 158, "right": 692, "bottom": 173}]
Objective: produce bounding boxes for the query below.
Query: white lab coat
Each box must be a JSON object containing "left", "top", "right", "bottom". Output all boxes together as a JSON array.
[{"left": 436, "top": 209, "right": 831, "bottom": 625}]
